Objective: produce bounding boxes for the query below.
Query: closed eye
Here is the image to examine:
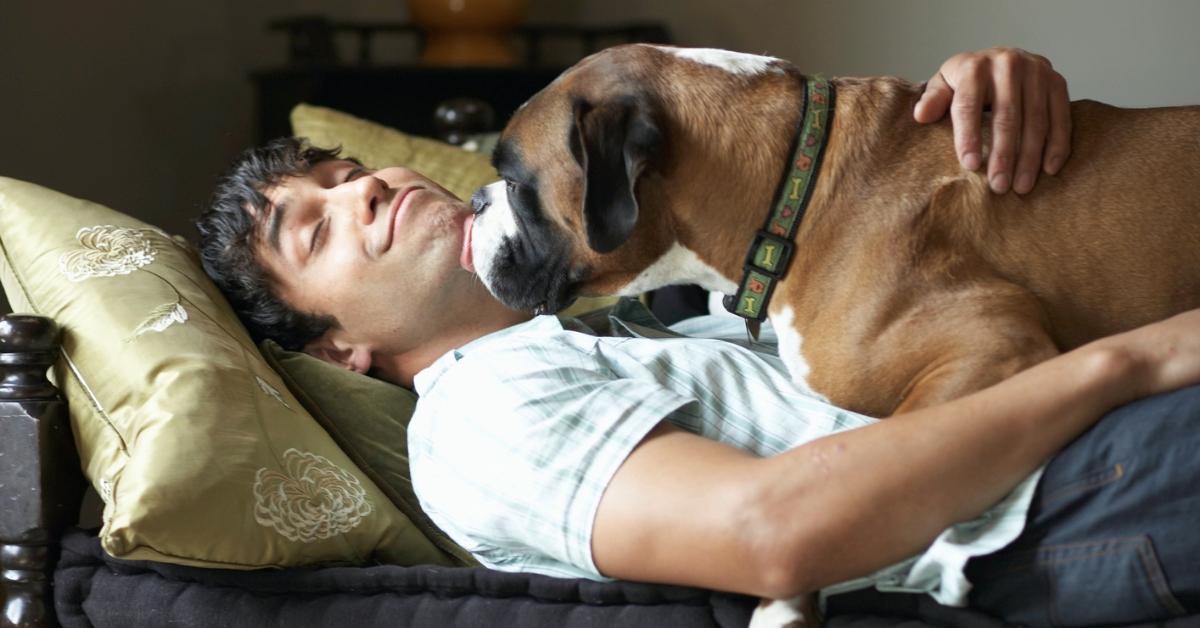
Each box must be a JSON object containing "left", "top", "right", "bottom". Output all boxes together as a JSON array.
[
  {"left": 308, "top": 164, "right": 364, "bottom": 257},
  {"left": 310, "top": 218, "right": 326, "bottom": 255}
]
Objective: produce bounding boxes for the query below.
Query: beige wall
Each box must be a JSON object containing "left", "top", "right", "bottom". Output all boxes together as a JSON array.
[
  {"left": 2, "top": 0, "right": 1198, "bottom": 314},
  {"left": 560, "top": 0, "right": 1200, "bottom": 107},
  {"left": 0, "top": 1, "right": 405, "bottom": 313}
]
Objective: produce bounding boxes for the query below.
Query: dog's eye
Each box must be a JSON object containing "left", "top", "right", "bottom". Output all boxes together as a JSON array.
[{"left": 505, "top": 179, "right": 518, "bottom": 194}]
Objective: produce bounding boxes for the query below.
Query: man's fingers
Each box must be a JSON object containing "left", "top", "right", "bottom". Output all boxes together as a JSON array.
[
  {"left": 928, "top": 47, "right": 1072, "bottom": 192},
  {"left": 948, "top": 60, "right": 987, "bottom": 172},
  {"left": 1012, "top": 66, "right": 1048, "bottom": 195},
  {"left": 986, "top": 52, "right": 1022, "bottom": 194},
  {"left": 914, "top": 74, "right": 953, "bottom": 124},
  {"left": 1043, "top": 72, "right": 1072, "bottom": 175}
]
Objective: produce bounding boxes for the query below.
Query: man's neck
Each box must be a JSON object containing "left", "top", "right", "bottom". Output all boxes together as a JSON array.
[{"left": 379, "top": 302, "right": 533, "bottom": 388}]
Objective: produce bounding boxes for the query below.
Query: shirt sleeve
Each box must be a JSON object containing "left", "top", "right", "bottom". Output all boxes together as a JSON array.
[{"left": 407, "top": 334, "right": 693, "bottom": 579}]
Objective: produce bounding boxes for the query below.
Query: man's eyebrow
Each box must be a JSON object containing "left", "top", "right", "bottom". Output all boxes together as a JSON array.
[{"left": 266, "top": 198, "right": 288, "bottom": 255}]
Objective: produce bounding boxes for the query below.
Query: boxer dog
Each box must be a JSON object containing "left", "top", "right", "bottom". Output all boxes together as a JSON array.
[
  {"left": 465, "top": 45, "right": 1199, "bottom": 624},
  {"left": 468, "top": 43, "right": 1200, "bottom": 417}
]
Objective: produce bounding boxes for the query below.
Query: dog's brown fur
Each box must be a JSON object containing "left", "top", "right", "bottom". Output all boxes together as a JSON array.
[{"left": 499, "top": 44, "right": 1200, "bottom": 416}]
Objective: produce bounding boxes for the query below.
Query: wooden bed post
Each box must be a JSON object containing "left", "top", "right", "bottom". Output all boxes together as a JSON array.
[{"left": 0, "top": 315, "right": 86, "bottom": 628}]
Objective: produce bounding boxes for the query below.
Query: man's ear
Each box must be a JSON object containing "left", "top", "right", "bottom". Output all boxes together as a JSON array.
[
  {"left": 303, "top": 334, "right": 373, "bottom": 374},
  {"left": 570, "top": 94, "right": 663, "bottom": 254}
]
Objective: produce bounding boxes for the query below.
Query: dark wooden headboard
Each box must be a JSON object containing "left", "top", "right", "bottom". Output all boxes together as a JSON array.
[{"left": 0, "top": 315, "right": 86, "bottom": 628}]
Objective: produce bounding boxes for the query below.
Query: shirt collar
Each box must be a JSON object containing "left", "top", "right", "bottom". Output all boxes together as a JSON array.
[{"left": 413, "top": 315, "right": 566, "bottom": 396}]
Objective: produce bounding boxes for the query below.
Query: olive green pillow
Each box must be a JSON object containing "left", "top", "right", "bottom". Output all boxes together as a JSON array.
[
  {"left": 289, "top": 103, "right": 498, "bottom": 202},
  {"left": 0, "top": 177, "right": 458, "bottom": 569},
  {"left": 255, "top": 300, "right": 668, "bottom": 570},
  {"left": 260, "top": 339, "right": 476, "bottom": 566}
]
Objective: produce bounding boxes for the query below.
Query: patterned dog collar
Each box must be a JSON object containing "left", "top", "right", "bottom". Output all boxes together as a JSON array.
[{"left": 723, "top": 77, "right": 835, "bottom": 334}]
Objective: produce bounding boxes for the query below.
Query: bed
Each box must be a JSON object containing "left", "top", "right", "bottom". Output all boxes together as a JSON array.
[
  {"left": 0, "top": 17, "right": 747, "bottom": 623},
  {"left": 0, "top": 312, "right": 766, "bottom": 628}
]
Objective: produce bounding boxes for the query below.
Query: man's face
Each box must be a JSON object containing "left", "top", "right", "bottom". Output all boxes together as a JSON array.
[{"left": 253, "top": 159, "right": 480, "bottom": 369}]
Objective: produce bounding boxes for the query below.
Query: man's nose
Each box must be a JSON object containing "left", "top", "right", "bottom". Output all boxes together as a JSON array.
[
  {"left": 470, "top": 187, "right": 490, "bottom": 215},
  {"left": 348, "top": 176, "right": 380, "bottom": 222}
]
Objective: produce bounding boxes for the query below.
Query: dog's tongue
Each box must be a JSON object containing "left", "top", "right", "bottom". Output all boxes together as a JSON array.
[{"left": 460, "top": 214, "right": 475, "bottom": 273}]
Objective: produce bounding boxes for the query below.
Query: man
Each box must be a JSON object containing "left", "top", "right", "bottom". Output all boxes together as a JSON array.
[{"left": 197, "top": 48, "right": 1200, "bottom": 624}]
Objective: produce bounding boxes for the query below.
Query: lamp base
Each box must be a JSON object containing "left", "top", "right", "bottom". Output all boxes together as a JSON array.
[
  {"left": 408, "top": 0, "right": 528, "bottom": 67},
  {"left": 420, "top": 32, "right": 520, "bottom": 66}
]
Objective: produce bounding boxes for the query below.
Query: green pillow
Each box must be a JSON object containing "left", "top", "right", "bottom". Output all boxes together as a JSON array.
[
  {"left": 255, "top": 298, "right": 673, "bottom": 569},
  {"left": 0, "top": 176, "right": 457, "bottom": 569},
  {"left": 289, "top": 103, "right": 498, "bottom": 201},
  {"left": 260, "top": 340, "right": 476, "bottom": 566}
]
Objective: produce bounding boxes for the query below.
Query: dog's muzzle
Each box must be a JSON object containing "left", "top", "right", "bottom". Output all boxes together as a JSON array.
[
  {"left": 468, "top": 181, "right": 580, "bottom": 315},
  {"left": 470, "top": 188, "right": 490, "bottom": 215}
]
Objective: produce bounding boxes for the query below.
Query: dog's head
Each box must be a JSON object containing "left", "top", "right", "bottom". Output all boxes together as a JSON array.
[
  {"left": 468, "top": 44, "right": 794, "bottom": 313},
  {"left": 468, "top": 46, "right": 673, "bottom": 314}
]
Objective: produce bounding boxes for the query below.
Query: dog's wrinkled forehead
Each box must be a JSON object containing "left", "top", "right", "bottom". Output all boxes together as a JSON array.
[
  {"left": 493, "top": 94, "right": 589, "bottom": 246},
  {"left": 500, "top": 78, "right": 585, "bottom": 174},
  {"left": 492, "top": 124, "right": 576, "bottom": 207},
  {"left": 498, "top": 47, "right": 656, "bottom": 204},
  {"left": 499, "top": 43, "right": 782, "bottom": 164}
]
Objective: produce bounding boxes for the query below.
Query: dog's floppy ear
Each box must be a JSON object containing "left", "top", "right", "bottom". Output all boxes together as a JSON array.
[{"left": 571, "top": 95, "right": 662, "bottom": 253}]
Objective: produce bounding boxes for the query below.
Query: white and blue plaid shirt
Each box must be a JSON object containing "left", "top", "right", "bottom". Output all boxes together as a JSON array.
[{"left": 409, "top": 300, "right": 1042, "bottom": 606}]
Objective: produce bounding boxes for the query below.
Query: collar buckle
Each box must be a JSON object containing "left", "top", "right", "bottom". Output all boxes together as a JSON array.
[
  {"left": 720, "top": 230, "right": 795, "bottom": 323},
  {"left": 745, "top": 229, "right": 795, "bottom": 278}
]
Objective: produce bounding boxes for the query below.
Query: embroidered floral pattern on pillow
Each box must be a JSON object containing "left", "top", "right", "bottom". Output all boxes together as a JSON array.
[
  {"left": 256, "top": 375, "right": 291, "bottom": 409},
  {"left": 58, "top": 225, "right": 195, "bottom": 340},
  {"left": 252, "top": 448, "right": 374, "bottom": 542},
  {"left": 59, "top": 225, "right": 157, "bottom": 281},
  {"left": 129, "top": 302, "right": 189, "bottom": 340}
]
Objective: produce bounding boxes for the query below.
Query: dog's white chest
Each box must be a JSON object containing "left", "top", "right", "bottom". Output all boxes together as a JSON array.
[
  {"left": 771, "top": 306, "right": 828, "bottom": 403},
  {"left": 619, "top": 243, "right": 737, "bottom": 296}
]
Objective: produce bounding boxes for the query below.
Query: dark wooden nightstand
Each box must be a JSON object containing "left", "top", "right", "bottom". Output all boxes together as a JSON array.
[{"left": 251, "top": 17, "right": 671, "bottom": 142}]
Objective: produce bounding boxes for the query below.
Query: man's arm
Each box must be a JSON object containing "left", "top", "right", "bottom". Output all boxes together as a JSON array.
[
  {"left": 914, "top": 47, "right": 1071, "bottom": 195},
  {"left": 592, "top": 309, "right": 1200, "bottom": 599}
]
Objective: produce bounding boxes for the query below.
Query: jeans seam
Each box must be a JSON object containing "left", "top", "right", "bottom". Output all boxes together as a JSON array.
[
  {"left": 970, "top": 536, "right": 1140, "bottom": 581},
  {"left": 1039, "top": 462, "right": 1124, "bottom": 507},
  {"left": 1135, "top": 539, "right": 1188, "bottom": 617}
]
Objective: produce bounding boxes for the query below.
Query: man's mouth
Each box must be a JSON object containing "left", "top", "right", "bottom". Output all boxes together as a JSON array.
[{"left": 381, "top": 186, "right": 418, "bottom": 253}]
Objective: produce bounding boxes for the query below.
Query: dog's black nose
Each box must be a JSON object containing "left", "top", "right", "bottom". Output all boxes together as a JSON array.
[{"left": 470, "top": 188, "right": 491, "bottom": 215}]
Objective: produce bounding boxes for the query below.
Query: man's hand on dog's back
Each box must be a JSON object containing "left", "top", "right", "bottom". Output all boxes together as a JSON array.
[{"left": 914, "top": 47, "right": 1071, "bottom": 195}]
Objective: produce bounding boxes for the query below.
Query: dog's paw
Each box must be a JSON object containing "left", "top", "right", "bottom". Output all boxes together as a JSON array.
[{"left": 748, "top": 595, "right": 818, "bottom": 628}]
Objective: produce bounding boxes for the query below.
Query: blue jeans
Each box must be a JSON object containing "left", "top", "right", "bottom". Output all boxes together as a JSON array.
[{"left": 826, "top": 384, "right": 1200, "bottom": 627}]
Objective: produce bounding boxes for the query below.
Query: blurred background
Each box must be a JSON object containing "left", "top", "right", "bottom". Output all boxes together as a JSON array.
[{"left": 2, "top": 0, "right": 1199, "bottom": 315}]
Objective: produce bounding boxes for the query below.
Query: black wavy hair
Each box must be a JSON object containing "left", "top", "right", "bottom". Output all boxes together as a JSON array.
[{"left": 196, "top": 137, "right": 349, "bottom": 350}]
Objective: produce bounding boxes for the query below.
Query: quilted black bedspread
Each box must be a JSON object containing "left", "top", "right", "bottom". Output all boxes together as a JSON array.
[{"left": 54, "top": 529, "right": 757, "bottom": 627}]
